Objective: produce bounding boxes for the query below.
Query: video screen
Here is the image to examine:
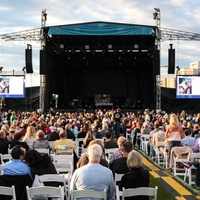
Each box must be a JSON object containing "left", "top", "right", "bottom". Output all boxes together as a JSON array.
[
  {"left": 0, "top": 76, "right": 25, "bottom": 98},
  {"left": 176, "top": 75, "right": 200, "bottom": 99}
]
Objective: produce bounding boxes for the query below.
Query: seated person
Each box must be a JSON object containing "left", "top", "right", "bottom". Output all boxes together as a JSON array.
[
  {"left": 25, "top": 149, "right": 57, "bottom": 180},
  {"left": 181, "top": 128, "right": 195, "bottom": 148},
  {"left": 0, "top": 130, "right": 8, "bottom": 154},
  {"left": 33, "top": 130, "right": 50, "bottom": 149},
  {"left": 10, "top": 132, "right": 29, "bottom": 153},
  {"left": 109, "top": 136, "right": 126, "bottom": 164},
  {"left": 77, "top": 139, "right": 108, "bottom": 168},
  {"left": 104, "top": 131, "right": 118, "bottom": 149},
  {"left": 109, "top": 141, "right": 132, "bottom": 177},
  {"left": 119, "top": 151, "right": 149, "bottom": 199},
  {"left": 52, "top": 130, "right": 76, "bottom": 152},
  {"left": 3, "top": 145, "right": 32, "bottom": 179}
]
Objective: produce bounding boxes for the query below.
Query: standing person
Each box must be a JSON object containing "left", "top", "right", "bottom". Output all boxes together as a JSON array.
[
  {"left": 119, "top": 151, "right": 150, "bottom": 200},
  {"left": 70, "top": 144, "right": 115, "bottom": 200},
  {"left": 112, "top": 108, "right": 123, "bottom": 139},
  {"left": 165, "top": 114, "right": 185, "bottom": 156}
]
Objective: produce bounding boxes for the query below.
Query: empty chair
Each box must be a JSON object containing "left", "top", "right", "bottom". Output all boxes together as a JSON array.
[
  {"left": 70, "top": 189, "right": 107, "bottom": 200},
  {"left": 37, "top": 174, "right": 67, "bottom": 200},
  {"left": 26, "top": 185, "right": 64, "bottom": 200},
  {"left": 0, "top": 154, "right": 12, "bottom": 164},
  {"left": 122, "top": 186, "right": 158, "bottom": 200},
  {"left": 115, "top": 173, "right": 124, "bottom": 200},
  {"left": 184, "top": 152, "right": 200, "bottom": 185},
  {"left": 0, "top": 185, "right": 16, "bottom": 200}
]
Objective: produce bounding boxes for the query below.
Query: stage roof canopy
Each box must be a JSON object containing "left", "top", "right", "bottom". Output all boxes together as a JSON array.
[{"left": 48, "top": 21, "right": 156, "bottom": 36}]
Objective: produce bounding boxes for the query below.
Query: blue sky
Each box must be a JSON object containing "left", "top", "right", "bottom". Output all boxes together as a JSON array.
[{"left": 0, "top": 0, "right": 200, "bottom": 73}]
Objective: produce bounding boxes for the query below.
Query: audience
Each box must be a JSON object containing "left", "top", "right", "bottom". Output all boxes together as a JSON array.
[
  {"left": 25, "top": 149, "right": 57, "bottom": 180},
  {"left": 77, "top": 139, "right": 108, "bottom": 168},
  {"left": 10, "top": 131, "right": 29, "bottom": 152},
  {"left": 0, "top": 130, "right": 8, "bottom": 154},
  {"left": 33, "top": 130, "right": 50, "bottom": 149},
  {"left": 70, "top": 144, "right": 115, "bottom": 200},
  {"left": 52, "top": 130, "right": 76, "bottom": 152},
  {"left": 119, "top": 151, "right": 149, "bottom": 199},
  {"left": 3, "top": 145, "right": 32, "bottom": 179},
  {"left": 22, "top": 125, "right": 36, "bottom": 148},
  {"left": 104, "top": 131, "right": 118, "bottom": 149},
  {"left": 109, "top": 136, "right": 126, "bottom": 164},
  {"left": 109, "top": 141, "right": 132, "bottom": 177},
  {"left": 181, "top": 128, "right": 195, "bottom": 148}
]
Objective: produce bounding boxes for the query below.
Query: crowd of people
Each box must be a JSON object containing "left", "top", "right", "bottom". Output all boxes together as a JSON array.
[{"left": 0, "top": 107, "right": 200, "bottom": 197}]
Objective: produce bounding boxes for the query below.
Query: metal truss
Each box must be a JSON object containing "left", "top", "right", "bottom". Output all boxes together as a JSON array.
[
  {"left": 160, "top": 27, "right": 200, "bottom": 41},
  {"left": 0, "top": 28, "right": 41, "bottom": 41},
  {"left": 1, "top": 26, "right": 200, "bottom": 42}
]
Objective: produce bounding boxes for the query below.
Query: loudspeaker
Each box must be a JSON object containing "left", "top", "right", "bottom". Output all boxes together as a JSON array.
[
  {"left": 168, "top": 48, "right": 175, "bottom": 74},
  {"left": 153, "top": 49, "right": 160, "bottom": 75},
  {"left": 25, "top": 48, "right": 33, "bottom": 73},
  {"left": 40, "top": 50, "right": 46, "bottom": 75}
]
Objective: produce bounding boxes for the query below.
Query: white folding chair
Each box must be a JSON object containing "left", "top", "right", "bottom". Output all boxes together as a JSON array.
[
  {"left": 0, "top": 164, "right": 4, "bottom": 175},
  {"left": 70, "top": 189, "right": 107, "bottom": 200},
  {"left": 122, "top": 186, "right": 158, "bottom": 200},
  {"left": 115, "top": 173, "right": 124, "bottom": 200},
  {"left": 75, "top": 138, "right": 84, "bottom": 157},
  {"left": 0, "top": 185, "right": 16, "bottom": 200},
  {"left": 105, "top": 148, "right": 119, "bottom": 162},
  {"left": 37, "top": 174, "right": 67, "bottom": 200},
  {"left": 35, "top": 148, "right": 50, "bottom": 155},
  {"left": 26, "top": 185, "right": 64, "bottom": 200},
  {"left": 125, "top": 128, "right": 130, "bottom": 141},
  {"left": 55, "top": 148, "right": 73, "bottom": 155},
  {"left": 141, "top": 134, "right": 150, "bottom": 153},
  {"left": 54, "top": 162, "right": 73, "bottom": 196},
  {"left": 184, "top": 152, "right": 200, "bottom": 185},
  {"left": 0, "top": 153, "right": 12, "bottom": 164}
]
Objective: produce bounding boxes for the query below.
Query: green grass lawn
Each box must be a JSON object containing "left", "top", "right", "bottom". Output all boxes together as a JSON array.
[{"left": 149, "top": 175, "right": 176, "bottom": 199}]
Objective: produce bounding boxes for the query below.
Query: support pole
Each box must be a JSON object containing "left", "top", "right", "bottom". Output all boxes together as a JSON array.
[
  {"left": 39, "top": 9, "right": 47, "bottom": 113},
  {"left": 153, "top": 8, "right": 161, "bottom": 112}
]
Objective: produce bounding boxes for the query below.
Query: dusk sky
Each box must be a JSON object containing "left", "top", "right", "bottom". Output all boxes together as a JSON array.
[{"left": 0, "top": 0, "right": 200, "bottom": 74}]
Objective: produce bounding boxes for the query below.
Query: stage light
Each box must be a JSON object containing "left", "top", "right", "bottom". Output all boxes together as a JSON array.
[
  {"left": 22, "top": 67, "right": 26, "bottom": 73},
  {"left": 108, "top": 44, "right": 112, "bottom": 49},
  {"left": 85, "top": 45, "right": 89, "bottom": 50},
  {"left": 60, "top": 44, "right": 64, "bottom": 49}
]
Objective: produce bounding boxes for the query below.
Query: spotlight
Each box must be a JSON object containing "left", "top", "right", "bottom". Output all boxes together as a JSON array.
[{"left": 22, "top": 67, "right": 26, "bottom": 73}]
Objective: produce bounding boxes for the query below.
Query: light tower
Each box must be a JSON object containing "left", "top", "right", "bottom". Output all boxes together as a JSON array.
[{"left": 153, "top": 8, "right": 161, "bottom": 112}]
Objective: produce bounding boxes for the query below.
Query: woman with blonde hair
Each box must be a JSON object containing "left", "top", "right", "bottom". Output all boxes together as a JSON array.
[
  {"left": 83, "top": 130, "right": 96, "bottom": 148},
  {"left": 23, "top": 125, "right": 36, "bottom": 148},
  {"left": 165, "top": 113, "right": 185, "bottom": 156},
  {"left": 119, "top": 151, "right": 149, "bottom": 199}
]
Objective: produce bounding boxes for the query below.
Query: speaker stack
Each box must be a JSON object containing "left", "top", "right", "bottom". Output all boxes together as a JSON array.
[
  {"left": 168, "top": 44, "right": 175, "bottom": 74},
  {"left": 25, "top": 44, "right": 33, "bottom": 73}
]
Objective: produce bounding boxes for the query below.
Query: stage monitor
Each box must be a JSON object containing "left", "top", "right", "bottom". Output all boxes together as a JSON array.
[
  {"left": 176, "top": 75, "right": 200, "bottom": 99},
  {"left": 0, "top": 76, "right": 25, "bottom": 98}
]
